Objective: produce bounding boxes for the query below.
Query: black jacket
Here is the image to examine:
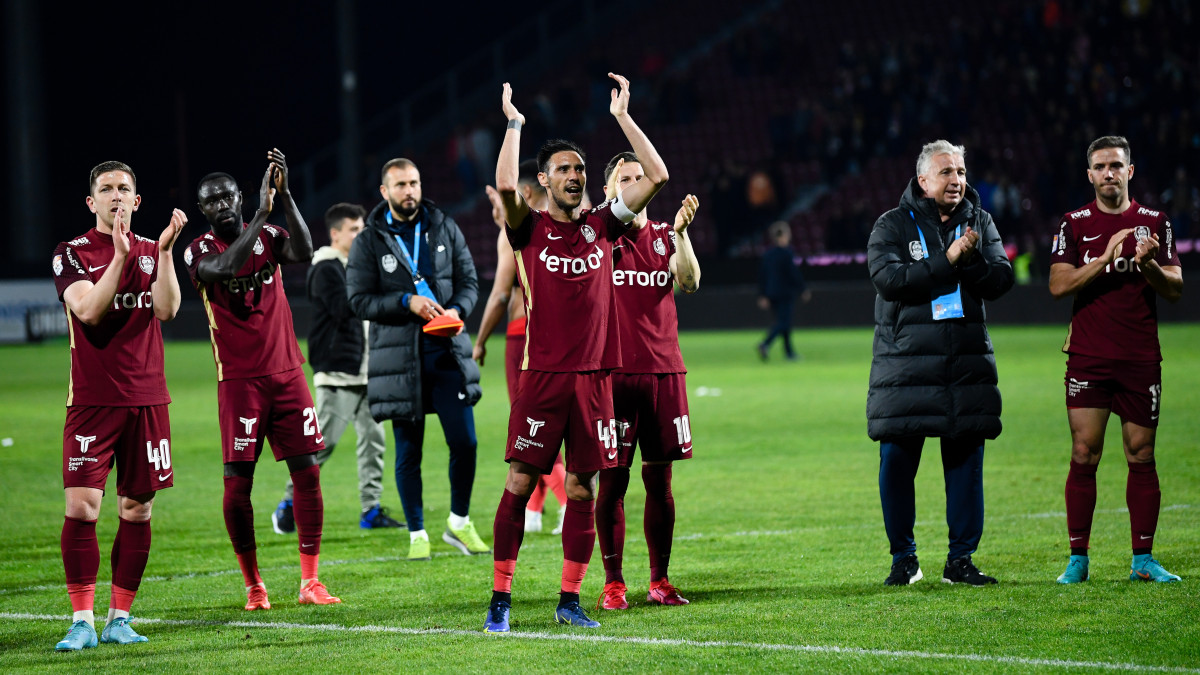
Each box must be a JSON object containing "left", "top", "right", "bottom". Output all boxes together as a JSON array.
[
  {"left": 346, "top": 199, "right": 481, "bottom": 422},
  {"left": 866, "top": 179, "right": 1014, "bottom": 441},
  {"left": 306, "top": 246, "right": 363, "bottom": 376},
  {"left": 759, "top": 245, "right": 806, "bottom": 300}
]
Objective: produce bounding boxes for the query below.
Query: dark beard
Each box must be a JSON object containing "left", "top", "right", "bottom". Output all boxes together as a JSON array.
[
  {"left": 390, "top": 200, "right": 420, "bottom": 221},
  {"left": 551, "top": 191, "right": 582, "bottom": 216}
]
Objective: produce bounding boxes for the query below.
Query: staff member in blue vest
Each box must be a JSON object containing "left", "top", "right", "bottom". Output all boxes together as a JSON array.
[
  {"left": 866, "top": 140, "right": 1014, "bottom": 587},
  {"left": 347, "top": 158, "right": 489, "bottom": 561}
]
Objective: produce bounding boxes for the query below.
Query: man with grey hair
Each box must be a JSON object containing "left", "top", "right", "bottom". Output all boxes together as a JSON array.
[{"left": 866, "top": 140, "right": 1014, "bottom": 587}]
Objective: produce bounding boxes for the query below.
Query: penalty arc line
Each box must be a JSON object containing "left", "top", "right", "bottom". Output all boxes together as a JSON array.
[{"left": 3, "top": 612, "right": 1197, "bottom": 673}]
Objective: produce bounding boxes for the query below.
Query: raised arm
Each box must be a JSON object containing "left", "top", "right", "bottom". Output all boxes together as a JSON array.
[
  {"left": 196, "top": 166, "right": 274, "bottom": 283},
  {"left": 474, "top": 228, "right": 517, "bottom": 365},
  {"left": 62, "top": 206, "right": 132, "bottom": 326},
  {"left": 267, "top": 149, "right": 315, "bottom": 264},
  {"left": 150, "top": 208, "right": 187, "bottom": 321},
  {"left": 1048, "top": 228, "right": 1131, "bottom": 300},
  {"left": 496, "top": 83, "right": 531, "bottom": 230},
  {"left": 607, "top": 73, "right": 668, "bottom": 214},
  {"left": 669, "top": 194, "right": 701, "bottom": 293}
]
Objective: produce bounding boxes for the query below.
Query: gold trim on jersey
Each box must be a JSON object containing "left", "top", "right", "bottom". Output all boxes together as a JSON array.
[
  {"left": 514, "top": 251, "right": 532, "bottom": 371},
  {"left": 1062, "top": 323, "right": 1073, "bottom": 353},
  {"left": 65, "top": 306, "right": 76, "bottom": 406},
  {"left": 200, "top": 285, "right": 225, "bottom": 381}
]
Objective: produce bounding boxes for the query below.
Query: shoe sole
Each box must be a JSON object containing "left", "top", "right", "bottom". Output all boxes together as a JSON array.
[
  {"left": 941, "top": 578, "right": 997, "bottom": 585},
  {"left": 442, "top": 531, "right": 489, "bottom": 555}
]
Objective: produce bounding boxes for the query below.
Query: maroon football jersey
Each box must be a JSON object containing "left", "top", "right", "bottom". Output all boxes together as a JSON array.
[
  {"left": 613, "top": 220, "right": 685, "bottom": 374},
  {"left": 184, "top": 224, "right": 304, "bottom": 380},
  {"left": 52, "top": 228, "right": 170, "bottom": 407},
  {"left": 1051, "top": 199, "right": 1180, "bottom": 361},
  {"left": 507, "top": 200, "right": 629, "bottom": 372}
]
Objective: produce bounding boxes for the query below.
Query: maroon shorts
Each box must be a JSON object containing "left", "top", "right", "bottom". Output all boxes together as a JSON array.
[
  {"left": 1065, "top": 353, "right": 1162, "bottom": 429},
  {"left": 505, "top": 332, "right": 525, "bottom": 403},
  {"left": 63, "top": 405, "right": 173, "bottom": 496},
  {"left": 506, "top": 370, "right": 617, "bottom": 475},
  {"left": 612, "top": 372, "right": 693, "bottom": 467},
  {"left": 218, "top": 368, "right": 324, "bottom": 463}
]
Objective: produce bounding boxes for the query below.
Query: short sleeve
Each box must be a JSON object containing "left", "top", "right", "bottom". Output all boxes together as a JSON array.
[
  {"left": 1158, "top": 216, "right": 1181, "bottom": 267},
  {"left": 1051, "top": 217, "right": 1076, "bottom": 267},
  {"left": 184, "top": 237, "right": 215, "bottom": 286},
  {"left": 505, "top": 211, "right": 535, "bottom": 250},
  {"left": 52, "top": 243, "right": 89, "bottom": 301},
  {"left": 263, "top": 224, "right": 291, "bottom": 259}
]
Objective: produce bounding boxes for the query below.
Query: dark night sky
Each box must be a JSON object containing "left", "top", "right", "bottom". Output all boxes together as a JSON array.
[{"left": 8, "top": 1, "right": 514, "bottom": 275}]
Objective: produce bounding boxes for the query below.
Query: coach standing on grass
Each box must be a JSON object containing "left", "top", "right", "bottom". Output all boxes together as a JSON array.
[{"left": 866, "top": 140, "right": 1014, "bottom": 587}]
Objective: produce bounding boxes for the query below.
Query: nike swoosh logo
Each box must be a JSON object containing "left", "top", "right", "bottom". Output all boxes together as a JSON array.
[
  {"left": 158, "top": 472, "right": 172, "bottom": 481},
  {"left": 1082, "top": 234, "right": 1102, "bottom": 242},
  {"left": 1069, "top": 536, "right": 1084, "bottom": 542},
  {"left": 88, "top": 264, "right": 108, "bottom": 272},
  {"left": 1150, "top": 415, "right": 1159, "bottom": 420},
  {"left": 1139, "top": 535, "right": 1153, "bottom": 540},
  {"left": 315, "top": 436, "right": 324, "bottom": 445},
  {"left": 603, "top": 554, "right": 619, "bottom": 560},
  {"left": 681, "top": 445, "right": 692, "bottom": 453},
  {"left": 301, "top": 543, "right": 314, "bottom": 548},
  {"left": 607, "top": 450, "right": 617, "bottom": 460},
  {"left": 547, "top": 233, "right": 563, "bottom": 240}
]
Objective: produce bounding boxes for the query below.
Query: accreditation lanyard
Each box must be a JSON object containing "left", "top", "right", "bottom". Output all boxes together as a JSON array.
[
  {"left": 386, "top": 211, "right": 438, "bottom": 302},
  {"left": 912, "top": 211, "right": 964, "bottom": 321}
]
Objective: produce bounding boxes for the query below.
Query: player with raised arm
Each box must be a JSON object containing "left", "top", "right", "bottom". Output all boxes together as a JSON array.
[
  {"left": 595, "top": 153, "right": 700, "bottom": 610},
  {"left": 484, "top": 75, "right": 669, "bottom": 632},
  {"left": 185, "top": 149, "right": 341, "bottom": 610},
  {"left": 1048, "top": 136, "right": 1184, "bottom": 584},
  {"left": 475, "top": 168, "right": 570, "bottom": 536},
  {"left": 52, "top": 162, "right": 186, "bottom": 650}
]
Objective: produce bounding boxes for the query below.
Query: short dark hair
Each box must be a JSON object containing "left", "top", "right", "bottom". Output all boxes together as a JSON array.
[
  {"left": 197, "top": 172, "right": 238, "bottom": 196},
  {"left": 603, "top": 151, "right": 640, "bottom": 185},
  {"left": 536, "top": 139, "right": 586, "bottom": 175},
  {"left": 518, "top": 159, "right": 540, "bottom": 188},
  {"left": 325, "top": 202, "right": 366, "bottom": 230},
  {"left": 89, "top": 161, "right": 136, "bottom": 194},
  {"left": 381, "top": 158, "right": 418, "bottom": 185},
  {"left": 1086, "top": 136, "right": 1132, "bottom": 167}
]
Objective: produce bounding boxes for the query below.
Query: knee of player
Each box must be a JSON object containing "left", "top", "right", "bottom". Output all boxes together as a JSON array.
[
  {"left": 1070, "top": 440, "right": 1102, "bottom": 464},
  {"left": 65, "top": 489, "right": 103, "bottom": 521},
  {"left": 118, "top": 494, "right": 155, "bottom": 521},
  {"left": 505, "top": 464, "right": 538, "bottom": 496},
  {"left": 1126, "top": 443, "right": 1156, "bottom": 463}
]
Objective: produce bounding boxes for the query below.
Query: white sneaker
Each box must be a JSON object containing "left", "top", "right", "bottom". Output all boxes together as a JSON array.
[
  {"left": 524, "top": 509, "right": 543, "bottom": 533},
  {"left": 550, "top": 505, "right": 567, "bottom": 535}
]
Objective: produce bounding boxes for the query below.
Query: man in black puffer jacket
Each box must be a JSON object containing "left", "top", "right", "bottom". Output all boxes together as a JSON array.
[
  {"left": 867, "top": 140, "right": 1014, "bottom": 588},
  {"left": 347, "top": 158, "right": 487, "bottom": 562}
]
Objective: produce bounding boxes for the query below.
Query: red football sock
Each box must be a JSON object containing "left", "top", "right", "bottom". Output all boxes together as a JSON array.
[
  {"left": 596, "top": 468, "right": 630, "bottom": 584},
  {"left": 300, "top": 553, "right": 319, "bottom": 582},
  {"left": 547, "top": 457, "right": 568, "bottom": 506},
  {"left": 560, "top": 498, "right": 595, "bottom": 593},
  {"left": 291, "top": 464, "right": 323, "bottom": 556},
  {"left": 111, "top": 517, "right": 151, "bottom": 594},
  {"left": 493, "top": 489, "right": 530, "bottom": 592},
  {"left": 110, "top": 585, "right": 137, "bottom": 613},
  {"left": 1065, "top": 460, "right": 1097, "bottom": 552},
  {"left": 62, "top": 517, "right": 99, "bottom": 612},
  {"left": 1127, "top": 461, "right": 1160, "bottom": 552},
  {"left": 528, "top": 481, "right": 547, "bottom": 513},
  {"left": 642, "top": 464, "right": 676, "bottom": 582},
  {"left": 236, "top": 550, "right": 263, "bottom": 588}
]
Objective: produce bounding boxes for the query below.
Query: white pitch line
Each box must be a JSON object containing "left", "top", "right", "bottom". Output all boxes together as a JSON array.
[
  {"left": 2, "top": 612, "right": 1196, "bottom": 673},
  {"left": 1, "top": 504, "right": 1192, "bottom": 596}
]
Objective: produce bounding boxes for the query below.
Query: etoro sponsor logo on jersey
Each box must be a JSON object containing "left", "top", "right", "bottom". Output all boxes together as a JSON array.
[
  {"left": 222, "top": 261, "right": 277, "bottom": 293},
  {"left": 539, "top": 245, "right": 604, "bottom": 275},
  {"left": 111, "top": 291, "right": 154, "bottom": 310},
  {"left": 613, "top": 268, "right": 671, "bottom": 287}
]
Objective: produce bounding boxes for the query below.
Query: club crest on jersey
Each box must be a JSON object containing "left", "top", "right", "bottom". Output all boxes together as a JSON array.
[
  {"left": 253, "top": 239, "right": 265, "bottom": 255},
  {"left": 139, "top": 255, "right": 154, "bottom": 275},
  {"left": 909, "top": 241, "right": 924, "bottom": 260},
  {"left": 581, "top": 224, "right": 597, "bottom": 243},
  {"left": 382, "top": 254, "right": 398, "bottom": 273},
  {"left": 1134, "top": 226, "right": 1151, "bottom": 242},
  {"left": 53, "top": 255, "right": 63, "bottom": 276},
  {"left": 184, "top": 247, "right": 194, "bottom": 266},
  {"left": 654, "top": 238, "right": 667, "bottom": 255}
]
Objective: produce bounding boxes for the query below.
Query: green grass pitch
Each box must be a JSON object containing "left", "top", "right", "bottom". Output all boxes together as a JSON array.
[{"left": 0, "top": 325, "right": 1197, "bottom": 672}]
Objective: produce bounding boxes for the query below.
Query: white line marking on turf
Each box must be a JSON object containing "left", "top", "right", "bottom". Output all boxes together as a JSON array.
[{"left": 3, "top": 612, "right": 1196, "bottom": 673}]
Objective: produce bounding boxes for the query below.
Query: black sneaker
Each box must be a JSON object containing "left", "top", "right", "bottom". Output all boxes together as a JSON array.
[
  {"left": 360, "top": 505, "right": 405, "bottom": 529},
  {"left": 884, "top": 554, "right": 923, "bottom": 586},
  {"left": 942, "top": 556, "right": 998, "bottom": 585},
  {"left": 272, "top": 499, "right": 295, "bottom": 534}
]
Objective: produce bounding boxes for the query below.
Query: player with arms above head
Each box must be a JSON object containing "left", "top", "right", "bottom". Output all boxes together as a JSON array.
[
  {"left": 52, "top": 161, "right": 186, "bottom": 650},
  {"left": 595, "top": 152, "right": 700, "bottom": 611},
  {"left": 476, "top": 164, "right": 570, "bottom": 536},
  {"left": 484, "top": 74, "right": 669, "bottom": 632},
  {"left": 1048, "top": 135, "right": 1184, "bottom": 584},
  {"left": 184, "top": 149, "right": 341, "bottom": 610}
]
